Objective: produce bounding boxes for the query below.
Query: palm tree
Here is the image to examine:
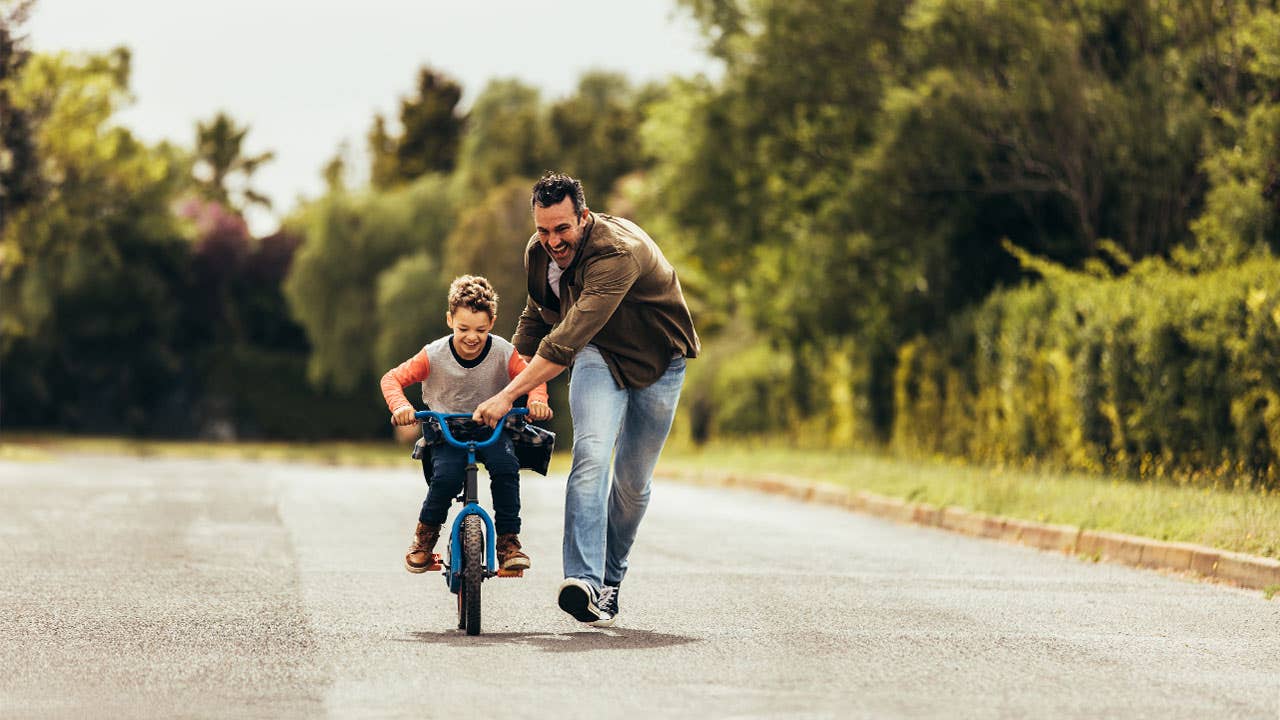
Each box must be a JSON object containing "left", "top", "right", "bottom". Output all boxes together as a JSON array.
[{"left": 194, "top": 111, "right": 275, "bottom": 212}]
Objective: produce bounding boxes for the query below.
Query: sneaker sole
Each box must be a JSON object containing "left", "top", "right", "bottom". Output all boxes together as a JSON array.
[
  {"left": 589, "top": 614, "right": 617, "bottom": 628},
  {"left": 557, "top": 581, "right": 602, "bottom": 622}
]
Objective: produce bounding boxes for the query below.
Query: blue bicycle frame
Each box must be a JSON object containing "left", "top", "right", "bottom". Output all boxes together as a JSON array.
[{"left": 414, "top": 408, "right": 528, "bottom": 592}]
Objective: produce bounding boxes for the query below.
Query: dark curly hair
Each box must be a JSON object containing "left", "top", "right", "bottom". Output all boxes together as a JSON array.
[
  {"left": 531, "top": 171, "right": 587, "bottom": 215},
  {"left": 447, "top": 275, "right": 498, "bottom": 318}
]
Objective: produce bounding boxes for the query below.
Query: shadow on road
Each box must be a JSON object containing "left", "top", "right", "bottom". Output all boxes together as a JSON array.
[{"left": 399, "top": 628, "right": 698, "bottom": 652}]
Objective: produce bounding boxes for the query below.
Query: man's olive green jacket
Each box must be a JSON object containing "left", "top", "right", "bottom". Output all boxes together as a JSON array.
[{"left": 512, "top": 212, "right": 700, "bottom": 389}]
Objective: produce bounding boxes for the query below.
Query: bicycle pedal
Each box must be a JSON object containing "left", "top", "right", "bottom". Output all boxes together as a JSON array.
[{"left": 495, "top": 568, "right": 525, "bottom": 578}]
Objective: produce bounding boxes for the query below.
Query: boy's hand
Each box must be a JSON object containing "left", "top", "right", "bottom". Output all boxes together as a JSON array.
[
  {"left": 528, "top": 400, "right": 553, "bottom": 421},
  {"left": 391, "top": 406, "right": 416, "bottom": 426}
]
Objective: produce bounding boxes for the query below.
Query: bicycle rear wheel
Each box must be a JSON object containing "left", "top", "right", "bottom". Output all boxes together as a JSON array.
[{"left": 461, "top": 514, "right": 484, "bottom": 635}]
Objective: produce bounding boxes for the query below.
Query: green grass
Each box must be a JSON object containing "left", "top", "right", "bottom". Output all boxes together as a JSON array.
[
  {"left": 657, "top": 440, "right": 1280, "bottom": 560},
  {"left": 5, "top": 433, "right": 1279, "bottom": 560}
]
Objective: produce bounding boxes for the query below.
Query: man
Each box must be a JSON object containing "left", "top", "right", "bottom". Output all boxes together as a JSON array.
[{"left": 474, "top": 172, "right": 699, "bottom": 627}]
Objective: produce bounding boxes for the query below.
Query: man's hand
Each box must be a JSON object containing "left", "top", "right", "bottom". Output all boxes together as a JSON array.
[
  {"left": 391, "top": 406, "right": 417, "bottom": 426},
  {"left": 473, "top": 393, "right": 513, "bottom": 428},
  {"left": 528, "top": 400, "right": 553, "bottom": 422}
]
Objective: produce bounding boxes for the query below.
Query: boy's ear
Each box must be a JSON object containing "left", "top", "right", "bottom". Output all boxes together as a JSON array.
[{"left": 445, "top": 311, "right": 454, "bottom": 328}]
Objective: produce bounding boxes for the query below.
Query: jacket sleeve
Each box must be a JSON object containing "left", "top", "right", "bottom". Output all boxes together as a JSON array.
[
  {"left": 507, "top": 352, "right": 550, "bottom": 405},
  {"left": 512, "top": 295, "right": 553, "bottom": 358},
  {"left": 535, "top": 250, "right": 640, "bottom": 366},
  {"left": 379, "top": 348, "right": 431, "bottom": 412}
]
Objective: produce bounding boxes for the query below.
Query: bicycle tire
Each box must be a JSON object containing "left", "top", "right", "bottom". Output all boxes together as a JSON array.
[{"left": 461, "top": 514, "right": 484, "bottom": 635}]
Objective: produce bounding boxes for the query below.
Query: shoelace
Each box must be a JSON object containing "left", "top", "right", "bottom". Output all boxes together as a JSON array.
[{"left": 596, "top": 585, "right": 616, "bottom": 613}]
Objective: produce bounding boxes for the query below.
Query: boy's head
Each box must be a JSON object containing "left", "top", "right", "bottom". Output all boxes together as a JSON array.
[{"left": 446, "top": 275, "right": 498, "bottom": 359}]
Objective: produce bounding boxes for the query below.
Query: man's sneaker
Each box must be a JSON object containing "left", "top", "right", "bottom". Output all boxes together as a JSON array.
[
  {"left": 556, "top": 578, "right": 611, "bottom": 623},
  {"left": 495, "top": 533, "right": 531, "bottom": 571},
  {"left": 589, "top": 583, "right": 620, "bottom": 627},
  {"left": 405, "top": 522, "right": 442, "bottom": 573}
]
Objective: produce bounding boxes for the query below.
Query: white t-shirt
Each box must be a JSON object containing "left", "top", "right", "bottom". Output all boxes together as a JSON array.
[{"left": 547, "top": 259, "right": 564, "bottom": 300}]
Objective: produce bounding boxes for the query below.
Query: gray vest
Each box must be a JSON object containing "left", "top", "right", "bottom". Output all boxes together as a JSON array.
[{"left": 420, "top": 335, "right": 517, "bottom": 414}]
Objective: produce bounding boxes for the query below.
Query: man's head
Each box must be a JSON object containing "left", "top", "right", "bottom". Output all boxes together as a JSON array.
[{"left": 531, "top": 171, "right": 589, "bottom": 268}]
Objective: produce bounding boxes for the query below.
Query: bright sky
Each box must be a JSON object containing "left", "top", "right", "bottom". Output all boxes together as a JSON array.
[{"left": 26, "top": 1, "right": 723, "bottom": 235}]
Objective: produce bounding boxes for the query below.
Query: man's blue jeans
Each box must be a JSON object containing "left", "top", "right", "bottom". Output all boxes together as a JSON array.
[{"left": 564, "top": 344, "right": 685, "bottom": 588}]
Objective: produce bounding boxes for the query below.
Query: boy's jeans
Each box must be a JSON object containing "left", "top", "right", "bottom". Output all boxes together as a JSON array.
[
  {"left": 564, "top": 344, "right": 685, "bottom": 588},
  {"left": 419, "top": 432, "right": 521, "bottom": 534}
]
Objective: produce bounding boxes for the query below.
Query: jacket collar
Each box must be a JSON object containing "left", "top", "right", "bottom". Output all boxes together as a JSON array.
[{"left": 562, "top": 211, "right": 595, "bottom": 273}]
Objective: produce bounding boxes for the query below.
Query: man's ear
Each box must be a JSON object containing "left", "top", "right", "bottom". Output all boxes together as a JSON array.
[{"left": 580, "top": 207, "right": 590, "bottom": 223}]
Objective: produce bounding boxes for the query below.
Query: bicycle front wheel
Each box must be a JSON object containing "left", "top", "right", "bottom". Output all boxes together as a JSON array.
[{"left": 461, "top": 514, "right": 484, "bottom": 635}]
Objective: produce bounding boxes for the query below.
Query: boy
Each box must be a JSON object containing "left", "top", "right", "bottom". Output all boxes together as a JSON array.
[{"left": 381, "top": 275, "right": 552, "bottom": 573}]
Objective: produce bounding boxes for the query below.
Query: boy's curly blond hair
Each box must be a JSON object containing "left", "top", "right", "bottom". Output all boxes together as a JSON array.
[{"left": 447, "top": 275, "right": 498, "bottom": 318}]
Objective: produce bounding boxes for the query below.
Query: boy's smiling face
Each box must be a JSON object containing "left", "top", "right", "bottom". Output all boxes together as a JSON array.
[{"left": 447, "top": 307, "right": 494, "bottom": 360}]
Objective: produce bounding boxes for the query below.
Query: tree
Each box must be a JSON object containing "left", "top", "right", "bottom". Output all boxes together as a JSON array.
[
  {"left": 1184, "top": 8, "right": 1280, "bottom": 268},
  {"left": 454, "top": 79, "right": 551, "bottom": 193},
  {"left": 368, "top": 67, "right": 465, "bottom": 189},
  {"left": 441, "top": 178, "right": 536, "bottom": 339},
  {"left": 193, "top": 111, "right": 275, "bottom": 212},
  {"left": 283, "top": 173, "right": 458, "bottom": 392},
  {"left": 0, "top": 48, "right": 192, "bottom": 431},
  {"left": 0, "top": 0, "right": 39, "bottom": 231},
  {"left": 547, "top": 72, "right": 653, "bottom": 199}
]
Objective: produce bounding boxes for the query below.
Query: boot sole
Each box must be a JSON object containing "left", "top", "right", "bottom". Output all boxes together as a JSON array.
[
  {"left": 500, "top": 558, "right": 531, "bottom": 572},
  {"left": 405, "top": 561, "right": 429, "bottom": 574}
]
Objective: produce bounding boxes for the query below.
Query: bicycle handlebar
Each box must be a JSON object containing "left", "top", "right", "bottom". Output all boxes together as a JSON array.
[{"left": 414, "top": 408, "right": 529, "bottom": 450}]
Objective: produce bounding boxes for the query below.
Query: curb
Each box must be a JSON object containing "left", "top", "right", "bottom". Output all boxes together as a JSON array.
[{"left": 656, "top": 468, "right": 1280, "bottom": 593}]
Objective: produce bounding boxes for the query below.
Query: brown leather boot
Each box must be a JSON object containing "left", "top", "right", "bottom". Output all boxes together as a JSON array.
[
  {"left": 495, "top": 533, "right": 531, "bottom": 571},
  {"left": 405, "top": 522, "right": 442, "bottom": 573}
]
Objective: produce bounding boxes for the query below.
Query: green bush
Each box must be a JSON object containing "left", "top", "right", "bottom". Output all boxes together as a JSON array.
[{"left": 893, "top": 257, "right": 1280, "bottom": 486}]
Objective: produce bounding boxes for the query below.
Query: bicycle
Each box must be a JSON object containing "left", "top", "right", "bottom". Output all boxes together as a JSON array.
[{"left": 414, "top": 407, "right": 528, "bottom": 636}]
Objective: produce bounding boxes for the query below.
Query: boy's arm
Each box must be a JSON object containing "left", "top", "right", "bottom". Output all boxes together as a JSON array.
[
  {"left": 380, "top": 349, "right": 431, "bottom": 425},
  {"left": 507, "top": 352, "right": 549, "bottom": 404}
]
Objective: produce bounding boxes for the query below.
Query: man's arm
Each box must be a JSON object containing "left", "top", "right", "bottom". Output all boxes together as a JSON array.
[
  {"left": 473, "top": 354, "right": 567, "bottom": 427},
  {"left": 528, "top": 251, "right": 640, "bottom": 366},
  {"left": 512, "top": 295, "right": 553, "bottom": 358}
]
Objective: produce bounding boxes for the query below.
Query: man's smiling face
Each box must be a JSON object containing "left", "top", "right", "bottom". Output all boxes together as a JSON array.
[{"left": 533, "top": 196, "right": 588, "bottom": 268}]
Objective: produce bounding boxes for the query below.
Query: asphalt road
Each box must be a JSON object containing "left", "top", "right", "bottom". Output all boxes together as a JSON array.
[{"left": 1, "top": 454, "right": 1277, "bottom": 719}]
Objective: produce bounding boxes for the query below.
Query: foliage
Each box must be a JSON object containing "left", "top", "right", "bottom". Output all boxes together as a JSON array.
[
  {"left": 892, "top": 255, "right": 1280, "bottom": 486},
  {"left": 1, "top": 0, "right": 40, "bottom": 230},
  {"left": 453, "top": 79, "right": 551, "bottom": 193},
  {"left": 441, "top": 177, "right": 536, "bottom": 339},
  {"left": 369, "top": 66, "right": 465, "bottom": 189},
  {"left": 193, "top": 111, "right": 274, "bottom": 212},
  {"left": 546, "top": 72, "right": 659, "bottom": 200},
  {"left": 0, "top": 49, "right": 191, "bottom": 432},
  {"left": 282, "top": 173, "right": 457, "bottom": 393}
]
